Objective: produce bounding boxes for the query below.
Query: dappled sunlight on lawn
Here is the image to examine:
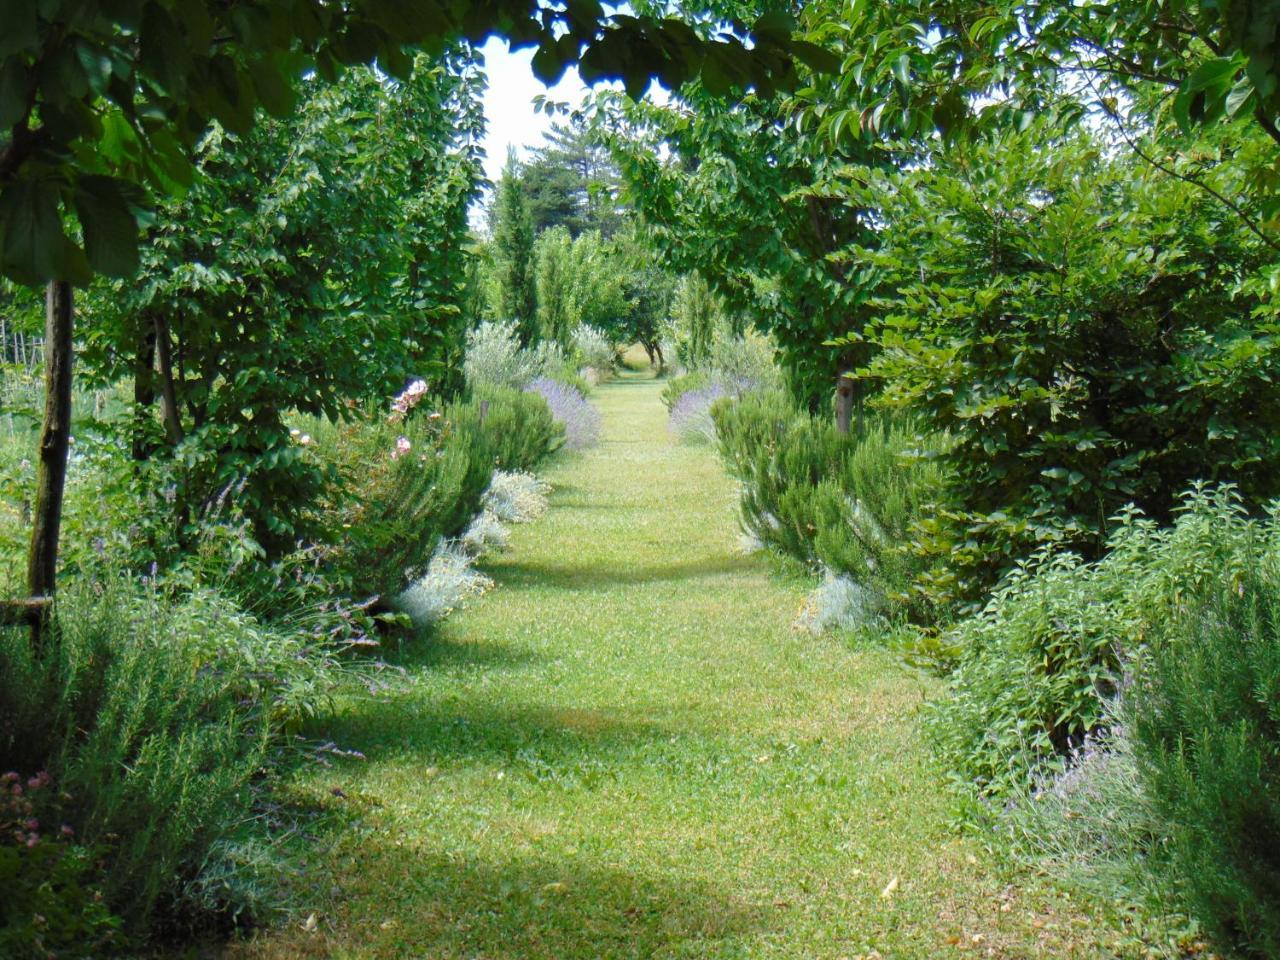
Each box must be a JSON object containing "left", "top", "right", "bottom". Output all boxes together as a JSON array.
[{"left": 236, "top": 378, "right": 1150, "bottom": 960}]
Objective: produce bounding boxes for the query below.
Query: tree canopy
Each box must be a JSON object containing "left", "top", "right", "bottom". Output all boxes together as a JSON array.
[{"left": 0, "top": 0, "right": 832, "bottom": 286}]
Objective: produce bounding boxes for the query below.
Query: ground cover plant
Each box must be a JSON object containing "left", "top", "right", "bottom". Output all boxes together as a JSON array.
[
  {"left": 1, "top": 328, "right": 567, "bottom": 952},
  {"left": 7, "top": 0, "right": 1280, "bottom": 954},
  {"left": 232, "top": 376, "right": 1154, "bottom": 960}
]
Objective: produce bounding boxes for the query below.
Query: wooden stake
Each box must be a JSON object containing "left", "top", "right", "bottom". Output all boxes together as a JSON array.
[
  {"left": 26, "top": 280, "right": 73, "bottom": 647},
  {"left": 835, "top": 371, "right": 855, "bottom": 435}
]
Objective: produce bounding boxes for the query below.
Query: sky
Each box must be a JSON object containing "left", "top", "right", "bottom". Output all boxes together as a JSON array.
[
  {"left": 475, "top": 36, "right": 592, "bottom": 187},
  {"left": 471, "top": 36, "right": 667, "bottom": 229}
]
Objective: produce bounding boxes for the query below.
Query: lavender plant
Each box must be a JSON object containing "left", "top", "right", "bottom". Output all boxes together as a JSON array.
[
  {"left": 524, "top": 377, "right": 601, "bottom": 451},
  {"left": 998, "top": 700, "right": 1164, "bottom": 904},
  {"left": 668, "top": 379, "right": 745, "bottom": 444}
]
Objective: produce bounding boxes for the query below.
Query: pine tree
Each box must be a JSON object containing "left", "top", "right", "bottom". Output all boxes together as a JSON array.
[
  {"left": 534, "top": 226, "right": 578, "bottom": 347},
  {"left": 523, "top": 121, "right": 623, "bottom": 238},
  {"left": 489, "top": 150, "right": 538, "bottom": 342}
]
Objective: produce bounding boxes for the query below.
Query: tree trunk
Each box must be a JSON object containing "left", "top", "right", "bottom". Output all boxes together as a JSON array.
[
  {"left": 835, "top": 370, "right": 855, "bottom": 435},
  {"left": 26, "top": 280, "right": 74, "bottom": 646},
  {"left": 132, "top": 322, "right": 157, "bottom": 461},
  {"left": 153, "top": 312, "right": 184, "bottom": 444}
]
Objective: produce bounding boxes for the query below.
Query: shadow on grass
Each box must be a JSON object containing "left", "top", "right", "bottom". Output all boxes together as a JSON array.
[
  {"left": 320, "top": 695, "right": 675, "bottom": 767},
  {"left": 239, "top": 848, "right": 765, "bottom": 960},
  {"left": 400, "top": 634, "right": 541, "bottom": 672},
  {"left": 491, "top": 554, "right": 758, "bottom": 591}
]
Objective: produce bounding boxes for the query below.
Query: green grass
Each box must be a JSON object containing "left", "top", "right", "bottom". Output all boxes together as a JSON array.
[{"left": 239, "top": 376, "right": 1154, "bottom": 959}]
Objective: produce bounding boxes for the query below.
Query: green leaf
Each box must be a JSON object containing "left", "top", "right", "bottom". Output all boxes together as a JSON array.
[
  {"left": 74, "top": 175, "right": 140, "bottom": 276},
  {"left": 0, "top": 56, "right": 26, "bottom": 129},
  {"left": 75, "top": 39, "right": 116, "bottom": 96},
  {"left": 791, "top": 40, "right": 841, "bottom": 75},
  {"left": 1225, "top": 76, "right": 1255, "bottom": 116},
  {"left": 892, "top": 53, "right": 911, "bottom": 87},
  {"left": 1185, "top": 55, "right": 1244, "bottom": 96},
  {"left": 0, "top": 1, "right": 37, "bottom": 57},
  {"left": 531, "top": 42, "right": 567, "bottom": 86},
  {"left": 0, "top": 180, "right": 89, "bottom": 284},
  {"left": 249, "top": 55, "right": 297, "bottom": 117}
]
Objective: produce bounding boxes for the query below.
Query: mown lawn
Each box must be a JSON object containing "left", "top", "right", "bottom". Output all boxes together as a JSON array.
[{"left": 238, "top": 375, "right": 1151, "bottom": 959}]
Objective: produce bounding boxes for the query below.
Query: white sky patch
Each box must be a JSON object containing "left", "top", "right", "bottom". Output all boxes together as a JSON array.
[
  {"left": 476, "top": 35, "right": 592, "bottom": 186},
  {"left": 471, "top": 34, "right": 668, "bottom": 231}
]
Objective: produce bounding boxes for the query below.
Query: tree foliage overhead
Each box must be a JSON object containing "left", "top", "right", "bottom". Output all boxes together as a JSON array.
[
  {"left": 0, "top": 0, "right": 830, "bottom": 286},
  {"left": 593, "top": 82, "right": 887, "bottom": 410}
]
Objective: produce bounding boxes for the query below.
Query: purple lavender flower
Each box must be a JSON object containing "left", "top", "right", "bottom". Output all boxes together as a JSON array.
[
  {"left": 669, "top": 377, "right": 755, "bottom": 443},
  {"left": 524, "top": 377, "right": 602, "bottom": 451}
]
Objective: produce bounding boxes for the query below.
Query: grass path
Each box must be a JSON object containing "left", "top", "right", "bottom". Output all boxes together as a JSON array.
[{"left": 246, "top": 376, "right": 1138, "bottom": 959}]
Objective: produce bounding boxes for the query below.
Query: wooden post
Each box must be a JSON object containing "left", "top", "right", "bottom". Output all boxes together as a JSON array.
[
  {"left": 25, "top": 280, "right": 73, "bottom": 646},
  {"left": 132, "top": 322, "right": 157, "bottom": 461},
  {"left": 835, "top": 371, "right": 855, "bottom": 435}
]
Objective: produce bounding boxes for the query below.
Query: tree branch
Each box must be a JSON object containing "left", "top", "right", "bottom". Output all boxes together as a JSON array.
[{"left": 1097, "top": 90, "right": 1280, "bottom": 254}]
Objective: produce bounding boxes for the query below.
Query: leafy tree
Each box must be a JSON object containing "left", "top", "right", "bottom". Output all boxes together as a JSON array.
[
  {"left": 523, "top": 120, "right": 624, "bottom": 237},
  {"left": 596, "top": 86, "right": 887, "bottom": 419},
  {"left": 855, "top": 122, "right": 1280, "bottom": 603},
  {"left": 0, "top": 2, "right": 825, "bottom": 284},
  {"left": 490, "top": 152, "right": 538, "bottom": 342},
  {"left": 81, "top": 57, "right": 485, "bottom": 552},
  {"left": 534, "top": 225, "right": 577, "bottom": 347},
  {"left": 565, "top": 230, "right": 631, "bottom": 332},
  {"left": 788, "top": 0, "right": 1280, "bottom": 238},
  {"left": 792, "top": 0, "right": 1280, "bottom": 151},
  {"left": 597, "top": 227, "right": 675, "bottom": 368},
  {"left": 671, "top": 272, "right": 725, "bottom": 367}
]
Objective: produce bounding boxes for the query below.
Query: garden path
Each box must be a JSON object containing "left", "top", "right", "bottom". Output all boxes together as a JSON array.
[{"left": 244, "top": 375, "right": 1135, "bottom": 959}]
